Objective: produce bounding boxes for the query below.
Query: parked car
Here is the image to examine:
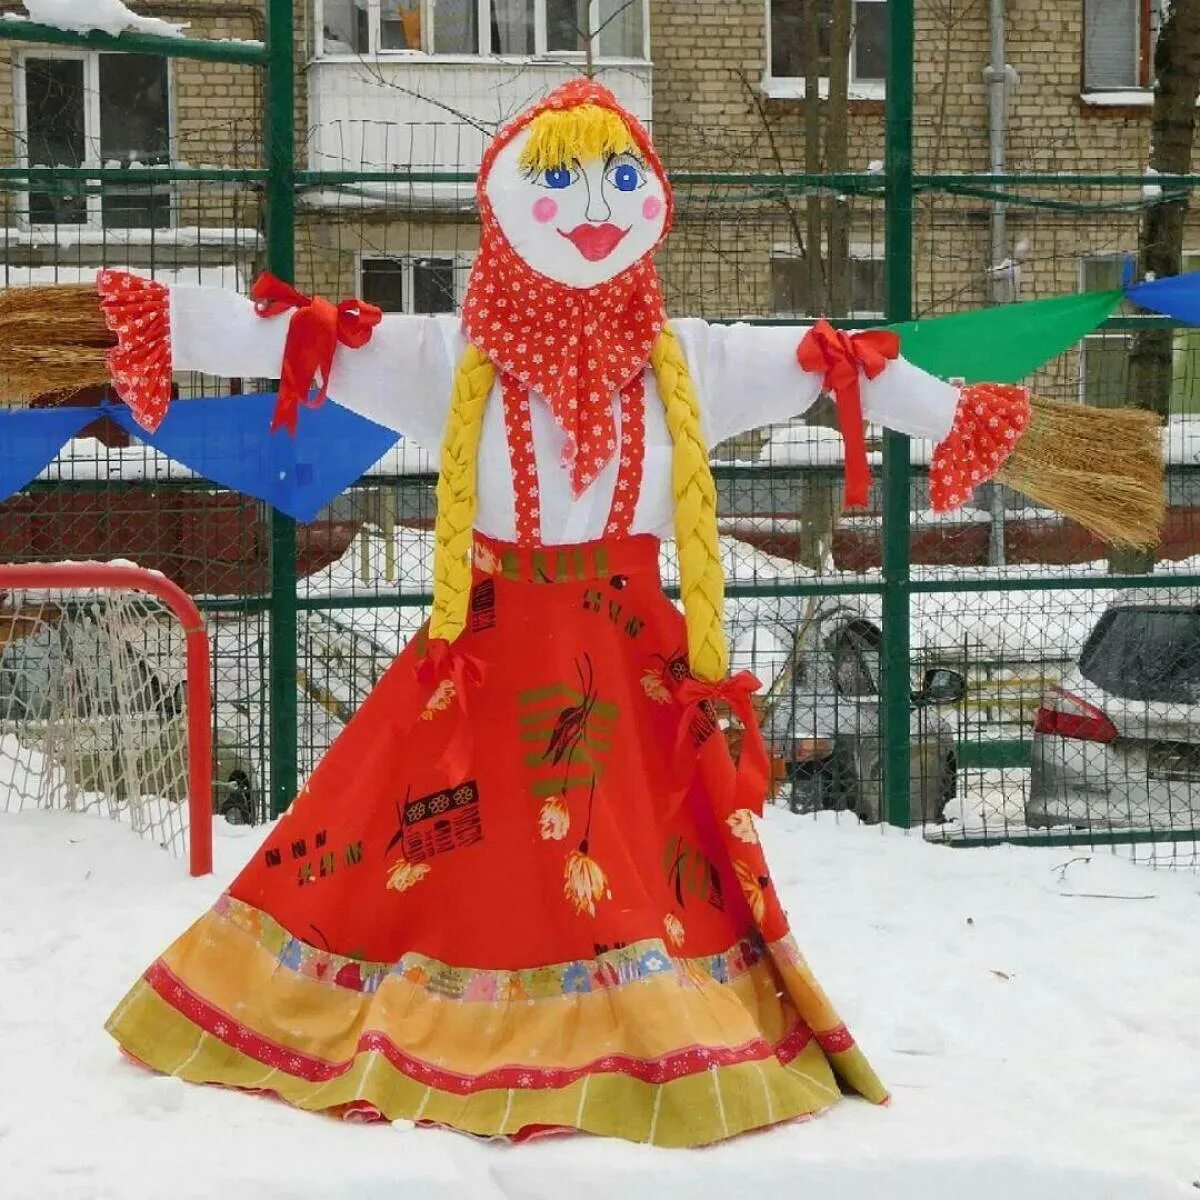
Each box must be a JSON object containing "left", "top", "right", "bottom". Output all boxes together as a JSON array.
[
  {"left": 744, "top": 601, "right": 965, "bottom": 824},
  {"left": 1028, "top": 602, "right": 1200, "bottom": 829},
  {"left": 0, "top": 612, "right": 258, "bottom": 825}
]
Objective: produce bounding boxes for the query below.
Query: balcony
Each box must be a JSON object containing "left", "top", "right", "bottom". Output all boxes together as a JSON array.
[
  {"left": 306, "top": 2, "right": 652, "bottom": 205},
  {"left": 306, "top": 55, "right": 652, "bottom": 204}
]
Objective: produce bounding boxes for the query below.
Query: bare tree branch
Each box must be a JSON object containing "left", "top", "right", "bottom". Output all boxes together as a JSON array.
[
  {"left": 735, "top": 69, "right": 808, "bottom": 260},
  {"left": 593, "top": 0, "right": 640, "bottom": 39}
]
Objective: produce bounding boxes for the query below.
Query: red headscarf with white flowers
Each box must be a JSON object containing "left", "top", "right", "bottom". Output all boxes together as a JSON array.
[{"left": 462, "top": 79, "right": 673, "bottom": 497}]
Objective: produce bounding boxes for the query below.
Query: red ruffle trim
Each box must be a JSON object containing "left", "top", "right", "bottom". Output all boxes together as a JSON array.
[
  {"left": 929, "top": 382, "right": 1031, "bottom": 512},
  {"left": 96, "top": 268, "right": 173, "bottom": 432}
]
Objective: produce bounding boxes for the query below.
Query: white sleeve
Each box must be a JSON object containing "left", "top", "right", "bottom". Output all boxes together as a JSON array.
[
  {"left": 169, "top": 286, "right": 460, "bottom": 453},
  {"left": 860, "top": 357, "right": 960, "bottom": 443},
  {"left": 321, "top": 314, "right": 461, "bottom": 452},
  {"left": 669, "top": 318, "right": 822, "bottom": 445},
  {"left": 669, "top": 317, "right": 960, "bottom": 446}
]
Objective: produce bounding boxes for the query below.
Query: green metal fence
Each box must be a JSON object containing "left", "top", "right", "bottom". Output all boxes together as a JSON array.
[{"left": 3, "top": 2, "right": 1200, "bottom": 868}]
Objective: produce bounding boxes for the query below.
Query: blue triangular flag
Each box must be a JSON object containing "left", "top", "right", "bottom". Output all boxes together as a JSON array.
[
  {"left": 105, "top": 395, "right": 401, "bottom": 523},
  {"left": 0, "top": 405, "right": 97, "bottom": 501},
  {"left": 1126, "top": 271, "right": 1200, "bottom": 325}
]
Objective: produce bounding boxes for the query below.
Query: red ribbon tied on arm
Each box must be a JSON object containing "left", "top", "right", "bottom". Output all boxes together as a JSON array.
[
  {"left": 250, "top": 271, "right": 382, "bottom": 435},
  {"left": 676, "top": 670, "right": 771, "bottom": 818},
  {"left": 796, "top": 320, "right": 900, "bottom": 509}
]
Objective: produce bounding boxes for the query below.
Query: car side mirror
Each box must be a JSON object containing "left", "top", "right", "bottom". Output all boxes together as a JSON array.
[{"left": 914, "top": 667, "right": 965, "bottom": 706}]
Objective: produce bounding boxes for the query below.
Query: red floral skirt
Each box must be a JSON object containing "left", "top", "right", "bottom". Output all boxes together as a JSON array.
[{"left": 107, "top": 534, "right": 886, "bottom": 1147}]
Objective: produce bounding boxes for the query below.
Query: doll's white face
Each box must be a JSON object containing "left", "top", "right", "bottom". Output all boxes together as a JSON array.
[{"left": 485, "top": 127, "right": 669, "bottom": 289}]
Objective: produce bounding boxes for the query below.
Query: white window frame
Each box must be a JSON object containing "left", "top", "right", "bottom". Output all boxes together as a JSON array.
[
  {"left": 315, "top": 0, "right": 649, "bottom": 62},
  {"left": 769, "top": 241, "right": 885, "bottom": 320},
  {"left": 13, "top": 49, "right": 175, "bottom": 232},
  {"left": 1081, "top": 0, "right": 1160, "bottom": 101},
  {"left": 762, "top": 0, "right": 887, "bottom": 102},
  {"left": 357, "top": 251, "right": 473, "bottom": 313}
]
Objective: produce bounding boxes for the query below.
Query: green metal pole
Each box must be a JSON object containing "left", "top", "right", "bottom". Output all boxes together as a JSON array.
[
  {"left": 265, "top": 0, "right": 297, "bottom": 818},
  {"left": 882, "top": 0, "right": 915, "bottom": 827}
]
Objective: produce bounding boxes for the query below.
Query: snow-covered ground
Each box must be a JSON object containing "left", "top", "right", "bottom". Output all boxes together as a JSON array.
[{"left": 0, "top": 806, "right": 1196, "bottom": 1199}]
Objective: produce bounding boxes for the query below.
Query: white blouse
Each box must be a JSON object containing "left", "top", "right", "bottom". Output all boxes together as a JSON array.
[{"left": 169, "top": 288, "right": 961, "bottom": 545}]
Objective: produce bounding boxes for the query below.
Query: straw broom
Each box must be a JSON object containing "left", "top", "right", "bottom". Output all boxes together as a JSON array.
[
  {"left": 999, "top": 395, "right": 1165, "bottom": 550},
  {"left": 0, "top": 284, "right": 114, "bottom": 407},
  {"left": 0, "top": 284, "right": 1167, "bottom": 548}
]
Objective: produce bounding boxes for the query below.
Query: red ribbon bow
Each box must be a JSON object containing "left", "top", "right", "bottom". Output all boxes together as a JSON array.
[
  {"left": 250, "top": 272, "right": 382, "bottom": 435},
  {"left": 417, "top": 637, "right": 486, "bottom": 691},
  {"left": 796, "top": 320, "right": 900, "bottom": 509},
  {"left": 414, "top": 638, "right": 486, "bottom": 783},
  {"left": 675, "top": 670, "right": 771, "bottom": 819}
]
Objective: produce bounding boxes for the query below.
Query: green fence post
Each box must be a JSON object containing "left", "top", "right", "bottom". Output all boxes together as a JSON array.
[
  {"left": 882, "top": 0, "right": 915, "bottom": 828},
  {"left": 265, "top": 0, "right": 297, "bottom": 818}
]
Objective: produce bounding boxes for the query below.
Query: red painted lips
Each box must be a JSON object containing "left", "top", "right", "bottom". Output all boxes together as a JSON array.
[{"left": 560, "top": 222, "right": 630, "bottom": 261}]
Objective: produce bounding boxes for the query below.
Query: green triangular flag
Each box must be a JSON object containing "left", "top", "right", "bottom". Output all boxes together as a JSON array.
[{"left": 888, "top": 290, "right": 1124, "bottom": 383}]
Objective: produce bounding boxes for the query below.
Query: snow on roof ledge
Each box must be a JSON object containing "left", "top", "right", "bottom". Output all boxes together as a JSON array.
[
  {"left": 15, "top": 1, "right": 186, "bottom": 39},
  {"left": 2, "top": 265, "right": 243, "bottom": 289},
  {"left": 0, "top": 227, "right": 262, "bottom": 250},
  {"left": 1079, "top": 90, "right": 1154, "bottom": 107}
]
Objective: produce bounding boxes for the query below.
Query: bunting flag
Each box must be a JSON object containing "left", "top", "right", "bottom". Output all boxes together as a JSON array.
[
  {"left": 6, "top": 269, "right": 1200, "bottom": 518},
  {"left": 0, "top": 405, "right": 104, "bottom": 501},
  {"left": 1125, "top": 272, "right": 1200, "bottom": 325},
  {"left": 888, "top": 290, "right": 1126, "bottom": 383},
  {"left": 0, "top": 395, "right": 402, "bottom": 524},
  {"left": 139, "top": 394, "right": 401, "bottom": 521}
]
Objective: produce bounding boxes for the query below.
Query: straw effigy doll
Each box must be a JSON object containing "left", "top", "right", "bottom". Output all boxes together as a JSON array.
[{"left": 0, "top": 80, "right": 1162, "bottom": 1146}]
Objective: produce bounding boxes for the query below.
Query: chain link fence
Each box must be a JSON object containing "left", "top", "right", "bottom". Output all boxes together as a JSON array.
[{"left": 0, "top": 14, "right": 1197, "bottom": 866}]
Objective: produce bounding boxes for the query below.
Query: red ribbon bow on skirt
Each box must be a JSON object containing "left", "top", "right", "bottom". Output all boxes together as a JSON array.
[
  {"left": 250, "top": 272, "right": 383, "bottom": 435},
  {"left": 796, "top": 320, "right": 901, "bottom": 509},
  {"left": 414, "top": 638, "right": 487, "bottom": 784},
  {"left": 675, "top": 670, "right": 771, "bottom": 819}
]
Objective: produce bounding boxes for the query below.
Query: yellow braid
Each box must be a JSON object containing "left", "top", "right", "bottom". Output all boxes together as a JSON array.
[
  {"left": 428, "top": 333, "right": 726, "bottom": 681},
  {"left": 429, "top": 346, "right": 496, "bottom": 644},
  {"left": 651, "top": 327, "right": 729, "bottom": 683}
]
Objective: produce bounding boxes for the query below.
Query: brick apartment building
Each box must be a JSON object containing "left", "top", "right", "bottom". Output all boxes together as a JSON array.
[
  {"left": 300, "top": 0, "right": 1189, "bottom": 412},
  {"left": 0, "top": 1, "right": 1184, "bottom": 414}
]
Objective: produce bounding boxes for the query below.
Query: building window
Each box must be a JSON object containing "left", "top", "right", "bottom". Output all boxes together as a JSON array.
[
  {"left": 1083, "top": 0, "right": 1162, "bottom": 91},
  {"left": 1080, "top": 253, "right": 1136, "bottom": 408},
  {"left": 321, "top": 0, "right": 371, "bottom": 51},
  {"left": 18, "top": 52, "right": 171, "bottom": 229},
  {"left": 765, "top": 0, "right": 888, "bottom": 99},
  {"left": 316, "top": 0, "right": 648, "bottom": 59},
  {"left": 360, "top": 255, "right": 468, "bottom": 313},
  {"left": 770, "top": 247, "right": 885, "bottom": 319},
  {"left": 1079, "top": 251, "right": 1200, "bottom": 412}
]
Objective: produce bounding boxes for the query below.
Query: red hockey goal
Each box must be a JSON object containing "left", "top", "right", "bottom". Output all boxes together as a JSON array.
[{"left": 0, "top": 562, "right": 213, "bottom": 876}]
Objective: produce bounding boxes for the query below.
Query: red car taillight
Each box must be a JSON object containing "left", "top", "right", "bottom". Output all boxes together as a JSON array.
[{"left": 1033, "top": 687, "right": 1118, "bottom": 743}]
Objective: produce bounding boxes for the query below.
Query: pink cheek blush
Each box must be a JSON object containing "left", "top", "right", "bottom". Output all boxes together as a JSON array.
[
  {"left": 532, "top": 197, "right": 559, "bottom": 223},
  {"left": 642, "top": 195, "right": 663, "bottom": 221}
]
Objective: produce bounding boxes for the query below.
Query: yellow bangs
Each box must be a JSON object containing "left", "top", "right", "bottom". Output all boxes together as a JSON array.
[{"left": 518, "top": 104, "right": 637, "bottom": 172}]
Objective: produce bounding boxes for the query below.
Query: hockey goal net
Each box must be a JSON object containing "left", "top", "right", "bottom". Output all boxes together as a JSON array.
[{"left": 0, "top": 562, "right": 212, "bottom": 875}]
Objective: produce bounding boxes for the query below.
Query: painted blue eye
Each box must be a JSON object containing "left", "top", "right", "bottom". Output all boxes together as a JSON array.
[
  {"left": 614, "top": 165, "right": 643, "bottom": 190},
  {"left": 543, "top": 166, "right": 573, "bottom": 189},
  {"left": 609, "top": 159, "right": 648, "bottom": 194}
]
